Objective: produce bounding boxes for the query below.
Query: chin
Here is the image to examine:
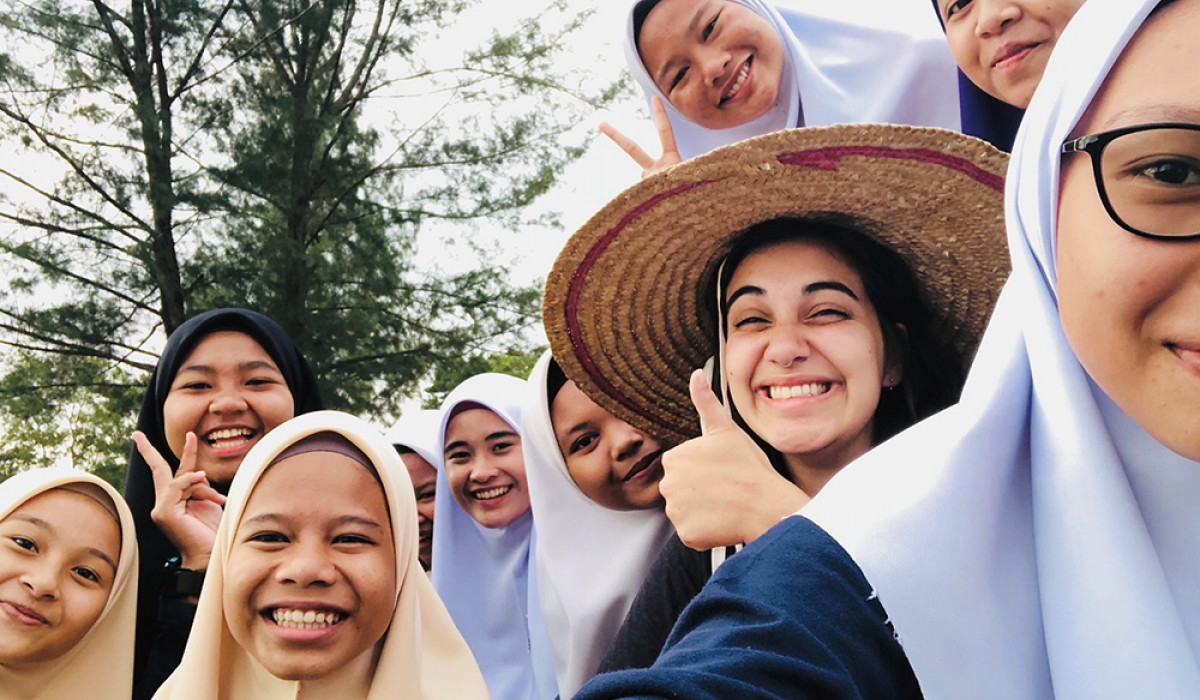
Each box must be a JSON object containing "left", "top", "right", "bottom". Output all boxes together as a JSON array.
[{"left": 260, "top": 656, "right": 340, "bottom": 682}]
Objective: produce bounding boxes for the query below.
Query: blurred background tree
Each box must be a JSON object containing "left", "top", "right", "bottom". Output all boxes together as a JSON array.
[{"left": 0, "top": 0, "right": 622, "bottom": 483}]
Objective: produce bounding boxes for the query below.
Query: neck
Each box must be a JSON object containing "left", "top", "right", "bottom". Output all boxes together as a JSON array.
[
  {"left": 296, "top": 643, "right": 380, "bottom": 700},
  {"left": 782, "top": 435, "right": 872, "bottom": 497}
]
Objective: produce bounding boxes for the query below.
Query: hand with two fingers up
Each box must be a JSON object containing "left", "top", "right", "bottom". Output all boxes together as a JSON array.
[
  {"left": 600, "top": 95, "right": 684, "bottom": 179},
  {"left": 660, "top": 369, "right": 810, "bottom": 551},
  {"left": 132, "top": 430, "right": 226, "bottom": 571}
]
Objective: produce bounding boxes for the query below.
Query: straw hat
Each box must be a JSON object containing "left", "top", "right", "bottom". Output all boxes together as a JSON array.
[{"left": 544, "top": 124, "right": 1009, "bottom": 445}]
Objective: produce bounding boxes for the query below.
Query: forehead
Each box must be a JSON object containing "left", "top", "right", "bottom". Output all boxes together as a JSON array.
[
  {"left": 400, "top": 452, "right": 438, "bottom": 482},
  {"left": 4, "top": 489, "right": 121, "bottom": 555},
  {"left": 181, "top": 330, "right": 273, "bottom": 365},
  {"left": 728, "top": 238, "right": 863, "bottom": 291},
  {"left": 550, "top": 380, "right": 607, "bottom": 428},
  {"left": 445, "top": 407, "right": 514, "bottom": 442},
  {"left": 249, "top": 451, "right": 383, "bottom": 507},
  {"left": 1075, "top": 1, "right": 1200, "bottom": 134},
  {"left": 639, "top": 0, "right": 715, "bottom": 59}
]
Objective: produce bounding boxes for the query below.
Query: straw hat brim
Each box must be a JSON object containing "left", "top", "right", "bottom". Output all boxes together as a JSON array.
[{"left": 544, "top": 124, "right": 1009, "bottom": 445}]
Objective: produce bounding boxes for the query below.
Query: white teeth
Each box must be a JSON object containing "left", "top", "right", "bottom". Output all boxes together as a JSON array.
[
  {"left": 271, "top": 608, "right": 342, "bottom": 629},
  {"left": 723, "top": 62, "right": 749, "bottom": 99},
  {"left": 473, "top": 485, "right": 512, "bottom": 501},
  {"left": 768, "top": 383, "right": 831, "bottom": 399},
  {"left": 206, "top": 427, "right": 254, "bottom": 447}
]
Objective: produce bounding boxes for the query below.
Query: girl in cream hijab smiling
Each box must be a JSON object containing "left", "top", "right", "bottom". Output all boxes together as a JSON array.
[
  {"left": 0, "top": 468, "right": 138, "bottom": 700},
  {"left": 154, "top": 410, "right": 488, "bottom": 699}
]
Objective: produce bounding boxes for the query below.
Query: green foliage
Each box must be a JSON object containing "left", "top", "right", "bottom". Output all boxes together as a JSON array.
[
  {"left": 420, "top": 344, "right": 546, "bottom": 409},
  {"left": 0, "top": 352, "right": 144, "bottom": 488},
  {"left": 0, "top": 0, "right": 618, "bottom": 464}
]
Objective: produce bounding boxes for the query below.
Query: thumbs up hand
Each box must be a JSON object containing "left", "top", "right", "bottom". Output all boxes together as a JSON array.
[{"left": 659, "top": 370, "right": 810, "bottom": 551}]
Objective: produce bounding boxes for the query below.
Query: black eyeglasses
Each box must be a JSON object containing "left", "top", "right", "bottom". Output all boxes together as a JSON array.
[{"left": 1061, "top": 122, "right": 1200, "bottom": 241}]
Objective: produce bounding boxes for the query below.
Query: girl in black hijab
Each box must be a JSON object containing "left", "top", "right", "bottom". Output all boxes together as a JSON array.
[{"left": 123, "top": 308, "right": 323, "bottom": 698}]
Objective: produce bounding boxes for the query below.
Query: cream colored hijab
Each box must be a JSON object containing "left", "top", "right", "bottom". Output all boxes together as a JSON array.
[
  {"left": 154, "top": 410, "right": 489, "bottom": 700},
  {"left": 0, "top": 468, "right": 138, "bottom": 700}
]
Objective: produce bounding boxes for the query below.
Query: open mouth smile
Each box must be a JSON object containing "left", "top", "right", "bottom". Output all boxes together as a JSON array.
[
  {"left": 204, "top": 426, "right": 258, "bottom": 450},
  {"left": 471, "top": 485, "right": 513, "bottom": 501},
  {"left": 267, "top": 607, "right": 345, "bottom": 630},
  {"left": 766, "top": 382, "right": 832, "bottom": 399},
  {"left": 719, "top": 57, "right": 752, "bottom": 106}
]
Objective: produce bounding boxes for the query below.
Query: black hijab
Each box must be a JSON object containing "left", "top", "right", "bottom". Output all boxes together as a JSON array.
[{"left": 124, "top": 308, "right": 323, "bottom": 679}]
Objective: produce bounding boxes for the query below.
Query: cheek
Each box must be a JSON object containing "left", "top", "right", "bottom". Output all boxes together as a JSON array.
[
  {"left": 723, "top": 337, "right": 762, "bottom": 398},
  {"left": 222, "top": 553, "right": 264, "bottom": 634},
  {"left": 161, "top": 395, "right": 196, "bottom": 457},
  {"left": 65, "top": 588, "right": 111, "bottom": 644},
  {"left": 257, "top": 391, "right": 296, "bottom": 430}
]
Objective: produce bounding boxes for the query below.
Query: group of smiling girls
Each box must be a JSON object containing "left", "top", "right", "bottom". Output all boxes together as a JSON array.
[{"left": 4, "top": 0, "right": 1199, "bottom": 698}]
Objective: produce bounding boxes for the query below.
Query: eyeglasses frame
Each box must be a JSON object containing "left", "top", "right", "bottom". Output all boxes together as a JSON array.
[{"left": 1061, "top": 121, "right": 1200, "bottom": 242}]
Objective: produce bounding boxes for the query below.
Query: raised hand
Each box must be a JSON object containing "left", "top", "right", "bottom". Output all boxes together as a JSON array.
[
  {"left": 599, "top": 95, "right": 683, "bottom": 178},
  {"left": 659, "top": 369, "right": 809, "bottom": 550},
  {"left": 133, "top": 430, "right": 227, "bottom": 570}
]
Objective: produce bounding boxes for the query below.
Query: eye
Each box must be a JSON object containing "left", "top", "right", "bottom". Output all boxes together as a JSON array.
[
  {"left": 491, "top": 441, "right": 514, "bottom": 454},
  {"left": 247, "top": 531, "right": 289, "bottom": 544},
  {"left": 10, "top": 536, "right": 36, "bottom": 552},
  {"left": 702, "top": 13, "right": 718, "bottom": 40},
  {"left": 945, "top": 0, "right": 971, "bottom": 19},
  {"left": 1132, "top": 158, "right": 1200, "bottom": 185},
  {"left": 415, "top": 488, "right": 436, "bottom": 503},
  {"left": 446, "top": 450, "right": 469, "bottom": 463},
  {"left": 332, "top": 533, "right": 375, "bottom": 546},
  {"left": 245, "top": 377, "right": 278, "bottom": 387},
  {"left": 809, "top": 307, "right": 851, "bottom": 321},
  {"left": 669, "top": 66, "right": 689, "bottom": 92},
  {"left": 180, "top": 381, "right": 211, "bottom": 390},
  {"left": 731, "top": 314, "right": 769, "bottom": 330},
  {"left": 569, "top": 433, "right": 598, "bottom": 455},
  {"left": 73, "top": 566, "right": 102, "bottom": 584}
]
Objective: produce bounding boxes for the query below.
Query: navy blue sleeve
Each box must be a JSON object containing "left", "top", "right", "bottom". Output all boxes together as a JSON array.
[{"left": 574, "top": 517, "right": 922, "bottom": 700}]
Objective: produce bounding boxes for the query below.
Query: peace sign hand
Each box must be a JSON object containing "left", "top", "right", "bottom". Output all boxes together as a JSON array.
[
  {"left": 659, "top": 370, "right": 809, "bottom": 551},
  {"left": 600, "top": 96, "right": 683, "bottom": 178},
  {"left": 133, "top": 430, "right": 227, "bottom": 570}
]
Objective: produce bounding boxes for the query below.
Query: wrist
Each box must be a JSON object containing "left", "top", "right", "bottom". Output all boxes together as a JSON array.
[
  {"left": 179, "top": 552, "right": 211, "bottom": 571},
  {"left": 163, "top": 556, "right": 206, "bottom": 600}
]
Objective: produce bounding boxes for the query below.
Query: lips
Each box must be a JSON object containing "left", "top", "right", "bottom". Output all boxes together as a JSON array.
[
  {"left": 991, "top": 41, "right": 1041, "bottom": 70},
  {"left": 203, "top": 425, "right": 259, "bottom": 451},
  {"left": 622, "top": 449, "right": 665, "bottom": 483},
  {"left": 2, "top": 600, "right": 50, "bottom": 626},
  {"left": 719, "top": 57, "right": 752, "bottom": 106},
  {"left": 471, "top": 484, "right": 513, "bottom": 501}
]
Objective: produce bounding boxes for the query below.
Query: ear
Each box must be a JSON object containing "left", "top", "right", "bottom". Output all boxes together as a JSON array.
[{"left": 884, "top": 323, "right": 907, "bottom": 387}]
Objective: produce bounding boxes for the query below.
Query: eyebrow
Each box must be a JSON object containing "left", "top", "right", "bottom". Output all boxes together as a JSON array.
[
  {"left": 726, "top": 280, "right": 860, "bottom": 308},
  {"left": 486, "top": 430, "right": 518, "bottom": 443},
  {"left": 444, "top": 440, "right": 468, "bottom": 455},
  {"left": 1097, "top": 105, "right": 1200, "bottom": 131},
  {"left": 176, "top": 360, "right": 281, "bottom": 375},
  {"left": 10, "top": 515, "right": 118, "bottom": 570},
  {"left": 653, "top": 1, "right": 713, "bottom": 87},
  {"left": 241, "top": 513, "right": 385, "bottom": 530}
]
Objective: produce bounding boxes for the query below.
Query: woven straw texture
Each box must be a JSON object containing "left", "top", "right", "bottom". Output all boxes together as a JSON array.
[{"left": 545, "top": 124, "right": 1009, "bottom": 445}]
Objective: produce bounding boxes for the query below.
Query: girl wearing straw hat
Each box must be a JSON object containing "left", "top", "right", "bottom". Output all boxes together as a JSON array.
[
  {"left": 153, "top": 411, "right": 489, "bottom": 700},
  {"left": 545, "top": 123, "right": 1009, "bottom": 673},
  {"left": 600, "top": 0, "right": 961, "bottom": 176},
  {"left": 0, "top": 468, "right": 138, "bottom": 700},
  {"left": 576, "top": 0, "right": 1200, "bottom": 697}
]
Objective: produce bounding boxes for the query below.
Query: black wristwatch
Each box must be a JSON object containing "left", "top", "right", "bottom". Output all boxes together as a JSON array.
[{"left": 162, "top": 556, "right": 206, "bottom": 599}]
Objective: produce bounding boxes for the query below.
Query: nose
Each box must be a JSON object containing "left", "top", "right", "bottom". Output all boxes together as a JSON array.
[
  {"left": 976, "top": 0, "right": 1021, "bottom": 37},
  {"left": 20, "top": 565, "right": 60, "bottom": 600},
  {"left": 469, "top": 455, "right": 504, "bottom": 484},
  {"left": 612, "top": 424, "right": 646, "bottom": 464},
  {"left": 763, "top": 322, "right": 810, "bottom": 368},
  {"left": 208, "top": 384, "right": 249, "bottom": 414},
  {"left": 699, "top": 46, "right": 732, "bottom": 88},
  {"left": 274, "top": 540, "right": 337, "bottom": 586}
]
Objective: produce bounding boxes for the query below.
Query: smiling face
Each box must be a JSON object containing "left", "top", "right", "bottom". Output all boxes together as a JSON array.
[
  {"left": 443, "top": 407, "right": 531, "bottom": 529},
  {"left": 398, "top": 451, "right": 436, "bottom": 570},
  {"left": 936, "top": 0, "right": 1084, "bottom": 108},
  {"left": 224, "top": 451, "right": 397, "bottom": 681},
  {"left": 723, "top": 239, "right": 895, "bottom": 480},
  {"left": 1056, "top": 0, "right": 1200, "bottom": 460},
  {"left": 638, "top": 0, "right": 785, "bottom": 130},
  {"left": 550, "top": 380, "right": 666, "bottom": 511},
  {"left": 162, "top": 331, "right": 297, "bottom": 486},
  {"left": 0, "top": 489, "right": 120, "bottom": 668}
]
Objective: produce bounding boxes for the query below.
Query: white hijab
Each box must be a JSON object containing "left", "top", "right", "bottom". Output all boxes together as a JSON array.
[
  {"left": 0, "top": 468, "right": 138, "bottom": 700},
  {"left": 387, "top": 408, "right": 444, "bottom": 470},
  {"left": 522, "top": 351, "right": 675, "bottom": 697},
  {"left": 623, "top": 0, "right": 961, "bottom": 159},
  {"left": 801, "top": 1, "right": 1200, "bottom": 697},
  {"left": 431, "top": 374, "right": 558, "bottom": 700},
  {"left": 155, "top": 411, "right": 489, "bottom": 699}
]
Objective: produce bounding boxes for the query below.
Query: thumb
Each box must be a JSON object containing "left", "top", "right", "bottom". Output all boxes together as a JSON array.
[{"left": 689, "top": 368, "right": 735, "bottom": 436}]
